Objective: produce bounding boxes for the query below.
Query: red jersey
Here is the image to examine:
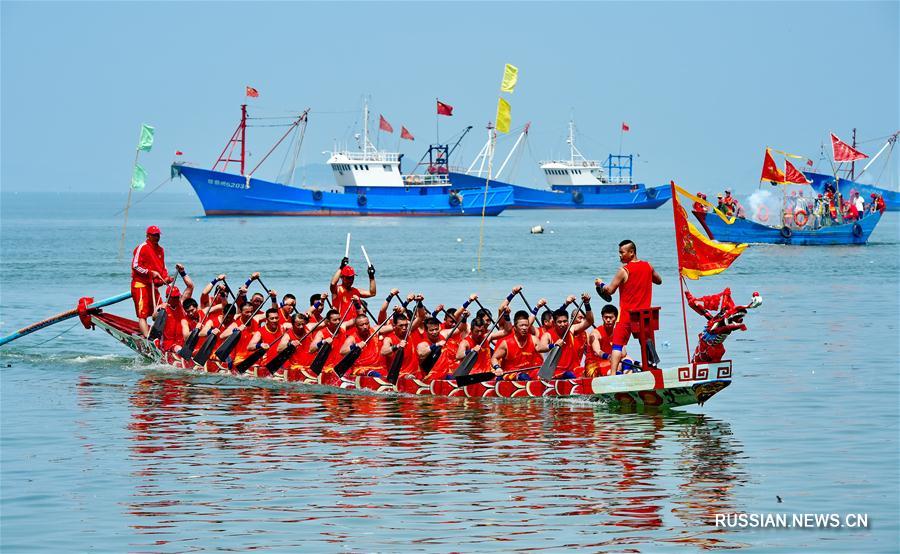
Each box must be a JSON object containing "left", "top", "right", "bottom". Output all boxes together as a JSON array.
[
  {"left": 461, "top": 335, "right": 491, "bottom": 374},
  {"left": 160, "top": 302, "right": 186, "bottom": 351},
  {"left": 229, "top": 317, "right": 259, "bottom": 364},
  {"left": 347, "top": 330, "right": 386, "bottom": 375},
  {"left": 427, "top": 331, "right": 464, "bottom": 380},
  {"left": 334, "top": 286, "right": 362, "bottom": 319},
  {"left": 325, "top": 326, "right": 350, "bottom": 369},
  {"left": 619, "top": 260, "right": 654, "bottom": 320},
  {"left": 499, "top": 334, "right": 542, "bottom": 372},
  {"left": 284, "top": 325, "right": 315, "bottom": 368},
  {"left": 131, "top": 241, "right": 167, "bottom": 285},
  {"left": 388, "top": 331, "right": 420, "bottom": 379},
  {"left": 584, "top": 325, "right": 613, "bottom": 377},
  {"left": 256, "top": 324, "right": 283, "bottom": 364},
  {"left": 554, "top": 332, "right": 583, "bottom": 374}
]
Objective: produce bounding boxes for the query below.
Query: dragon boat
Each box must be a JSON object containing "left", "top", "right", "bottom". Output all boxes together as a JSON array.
[{"left": 87, "top": 309, "right": 732, "bottom": 409}]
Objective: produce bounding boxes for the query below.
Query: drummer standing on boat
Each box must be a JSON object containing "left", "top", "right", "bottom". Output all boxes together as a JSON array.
[
  {"left": 131, "top": 225, "right": 172, "bottom": 337},
  {"left": 595, "top": 240, "right": 662, "bottom": 374}
]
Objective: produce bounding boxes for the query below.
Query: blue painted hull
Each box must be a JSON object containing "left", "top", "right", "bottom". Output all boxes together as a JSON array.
[
  {"left": 176, "top": 166, "right": 513, "bottom": 216},
  {"left": 447, "top": 172, "right": 671, "bottom": 209},
  {"left": 806, "top": 172, "right": 898, "bottom": 211},
  {"left": 703, "top": 211, "right": 882, "bottom": 245}
]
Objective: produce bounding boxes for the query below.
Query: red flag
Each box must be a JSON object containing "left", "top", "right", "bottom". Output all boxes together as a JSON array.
[
  {"left": 379, "top": 115, "right": 393, "bottom": 133},
  {"left": 622, "top": 122, "right": 630, "bottom": 132},
  {"left": 830, "top": 133, "right": 868, "bottom": 162},
  {"left": 436, "top": 100, "right": 453, "bottom": 116},
  {"left": 245, "top": 86, "right": 259, "bottom": 98},
  {"left": 671, "top": 183, "right": 747, "bottom": 280},
  {"left": 400, "top": 126, "right": 414, "bottom": 141},
  {"left": 784, "top": 159, "right": 811, "bottom": 184},
  {"left": 175, "top": 150, "right": 183, "bottom": 156},
  {"left": 806, "top": 159, "right": 814, "bottom": 167},
  {"left": 760, "top": 148, "right": 786, "bottom": 183}
]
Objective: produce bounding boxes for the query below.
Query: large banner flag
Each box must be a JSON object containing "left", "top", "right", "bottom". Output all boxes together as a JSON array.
[
  {"left": 784, "top": 159, "right": 811, "bottom": 184},
  {"left": 671, "top": 183, "right": 747, "bottom": 280},
  {"left": 830, "top": 132, "right": 868, "bottom": 162},
  {"left": 378, "top": 115, "right": 394, "bottom": 133},
  {"left": 137, "top": 124, "right": 154, "bottom": 152},
  {"left": 760, "top": 148, "right": 786, "bottom": 183},
  {"left": 131, "top": 164, "right": 147, "bottom": 191},
  {"left": 500, "top": 63, "right": 518, "bottom": 93},
  {"left": 436, "top": 100, "right": 453, "bottom": 116},
  {"left": 495, "top": 97, "right": 511, "bottom": 134}
]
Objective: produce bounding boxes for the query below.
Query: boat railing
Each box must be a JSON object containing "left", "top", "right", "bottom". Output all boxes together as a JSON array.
[
  {"left": 403, "top": 174, "right": 450, "bottom": 186},
  {"left": 335, "top": 150, "right": 400, "bottom": 163},
  {"left": 540, "top": 159, "right": 604, "bottom": 168}
]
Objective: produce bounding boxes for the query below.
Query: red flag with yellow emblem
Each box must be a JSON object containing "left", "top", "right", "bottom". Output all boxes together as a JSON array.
[
  {"left": 671, "top": 183, "right": 747, "bottom": 280},
  {"left": 760, "top": 148, "right": 786, "bottom": 183}
]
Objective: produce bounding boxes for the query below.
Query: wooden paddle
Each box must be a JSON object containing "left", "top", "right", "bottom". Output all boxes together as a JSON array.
[
  {"left": 537, "top": 300, "right": 582, "bottom": 380},
  {"left": 263, "top": 316, "right": 329, "bottom": 374},
  {"left": 451, "top": 314, "right": 504, "bottom": 379},
  {"left": 456, "top": 364, "right": 542, "bottom": 387},
  {"left": 234, "top": 328, "right": 288, "bottom": 374},
  {"left": 309, "top": 303, "right": 354, "bottom": 375},
  {"left": 333, "top": 318, "right": 391, "bottom": 378},
  {"left": 189, "top": 281, "right": 242, "bottom": 365},
  {"left": 212, "top": 300, "right": 268, "bottom": 362},
  {"left": 179, "top": 280, "right": 233, "bottom": 360},
  {"left": 386, "top": 301, "right": 421, "bottom": 384}
]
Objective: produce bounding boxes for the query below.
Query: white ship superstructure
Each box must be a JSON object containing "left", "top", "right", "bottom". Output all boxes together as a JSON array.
[{"left": 539, "top": 121, "right": 631, "bottom": 187}]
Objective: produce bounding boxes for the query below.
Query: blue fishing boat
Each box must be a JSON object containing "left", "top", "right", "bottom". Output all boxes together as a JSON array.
[
  {"left": 806, "top": 172, "right": 898, "bottom": 212},
  {"left": 175, "top": 104, "right": 513, "bottom": 217},
  {"left": 448, "top": 121, "right": 670, "bottom": 209},
  {"left": 703, "top": 210, "right": 882, "bottom": 245}
]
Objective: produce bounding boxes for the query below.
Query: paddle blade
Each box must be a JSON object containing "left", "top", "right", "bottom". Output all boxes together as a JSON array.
[
  {"left": 309, "top": 343, "right": 332, "bottom": 375},
  {"left": 235, "top": 348, "right": 267, "bottom": 374},
  {"left": 419, "top": 346, "right": 442, "bottom": 376},
  {"left": 193, "top": 334, "right": 218, "bottom": 366},
  {"left": 148, "top": 308, "right": 167, "bottom": 341},
  {"left": 452, "top": 351, "right": 477, "bottom": 378},
  {"left": 538, "top": 345, "right": 561, "bottom": 380},
  {"left": 646, "top": 339, "right": 660, "bottom": 367},
  {"left": 386, "top": 349, "right": 405, "bottom": 384},
  {"left": 214, "top": 330, "right": 242, "bottom": 361},
  {"left": 333, "top": 348, "right": 362, "bottom": 378},
  {"left": 178, "top": 329, "right": 201, "bottom": 360},
  {"left": 265, "top": 344, "right": 297, "bottom": 373},
  {"left": 455, "top": 370, "right": 496, "bottom": 387}
]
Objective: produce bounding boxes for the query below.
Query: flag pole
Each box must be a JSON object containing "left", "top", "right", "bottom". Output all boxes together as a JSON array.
[
  {"left": 618, "top": 126, "right": 623, "bottom": 157},
  {"left": 670, "top": 181, "right": 691, "bottom": 363},
  {"left": 435, "top": 98, "right": 439, "bottom": 145},
  {"left": 476, "top": 124, "right": 495, "bottom": 272},
  {"left": 117, "top": 139, "right": 142, "bottom": 260}
]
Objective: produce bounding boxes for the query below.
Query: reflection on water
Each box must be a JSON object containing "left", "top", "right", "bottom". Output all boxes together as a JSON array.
[{"left": 117, "top": 375, "right": 749, "bottom": 551}]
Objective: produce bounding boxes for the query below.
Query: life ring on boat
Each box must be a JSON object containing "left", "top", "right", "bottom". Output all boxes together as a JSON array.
[
  {"left": 755, "top": 204, "right": 770, "bottom": 222},
  {"left": 357, "top": 194, "right": 367, "bottom": 207},
  {"left": 312, "top": 190, "right": 323, "bottom": 202},
  {"left": 572, "top": 190, "right": 584, "bottom": 204},
  {"left": 448, "top": 192, "right": 461, "bottom": 207},
  {"left": 780, "top": 226, "right": 793, "bottom": 239},
  {"left": 582, "top": 161, "right": 589, "bottom": 167},
  {"left": 794, "top": 209, "right": 809, "bottom": 228},
  {"left": 646, "top": 187, "right": 658, "bottom": 200},
  {"left": 410, "top": 175, "right": 423, "bottom": 185},
  {"left": 852, "top": 223, "right": 863, "bottom": 238}
]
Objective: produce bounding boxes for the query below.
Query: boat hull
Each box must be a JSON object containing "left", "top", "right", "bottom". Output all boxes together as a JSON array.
[
  {"left": 704, "top": 211, "right": 882, "bottom": 245},
  {"left": 447, "top": 172, "right": 671, "bottom": 209},
  {"left": 176, "top": 165, "right": 514, "bottom": 216},
  {"left": 93, "top": 313, "right": 731, "bottom": 409},
  {"left": 806, "top": 172, "right": 898, "bottom": 211}
]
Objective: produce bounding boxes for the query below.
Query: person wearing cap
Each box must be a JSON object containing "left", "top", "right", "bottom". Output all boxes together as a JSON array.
[
  {"left": 158, "top": 265, "right": 196, "bottom": 351},
  {"left": 330, "top": 255, "right": 377, "bottom": 320},
  {"left": 131, "top": 225, "right": 173, "bottom": 337},
  {"left": 870, "top": 193, "right": 886, "bottom": 214},
  {"left": 853, "top": 191, "right": 865, "bottom": 215}
]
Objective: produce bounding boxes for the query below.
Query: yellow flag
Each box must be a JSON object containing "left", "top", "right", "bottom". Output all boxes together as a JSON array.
[
  {"left": 500, "top": 63, "right": 518, "bottom": 93},
  {"left": 495, "top": 98, "right": 511, "bottom": 134}
]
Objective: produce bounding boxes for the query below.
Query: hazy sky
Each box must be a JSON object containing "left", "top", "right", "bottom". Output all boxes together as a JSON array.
[{"left": 2, "top": 1, "right": 897, "bottom": 195}]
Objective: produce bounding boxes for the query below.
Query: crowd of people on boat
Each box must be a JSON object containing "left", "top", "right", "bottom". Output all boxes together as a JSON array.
[{"left": 130, "top": 226, "right": 663, "bottom": 382}]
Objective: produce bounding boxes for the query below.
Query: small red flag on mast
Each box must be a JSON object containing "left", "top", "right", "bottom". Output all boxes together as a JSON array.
[
  {"left": 760, "top": 148, "right": 786, "bottom": 183},
  {"left": 379, "top": 115, "right": 394, "bottom": 133},
  {"left": 622, "top": 122, "right": 630, "bottom": 132},
  {"left": 246, "top": 86, "right": 259, "bottom": 98},
  {"left": 436, "top": 100, "right": 454, "bottom": 116},
  {"left": 784, "top": 159, "right": 811, "bottom": 184},
  {"left": 400, "top": 126, "right": 415, "bottom": 140},
  {"left": 830, "top": 133, "right": 868, "bottom": 162}
]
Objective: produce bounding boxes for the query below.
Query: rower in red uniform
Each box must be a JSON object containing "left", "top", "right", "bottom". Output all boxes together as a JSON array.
[
  {"left": 339, "top": 314, "right": 387, "bottom": 378},
  {"left": 421, "top": 309, "right": 469, "bottom": 380},
  {"left": 491, "top": 310, "right": 543, "bottom": 380},
  {"left": 538, "top": 294, "right": 594, "bottom": 379},
  {"left": 381, "top": 309, "right": 422, "bottom": 379},
  {"left": 158, "top": 264, "right": 195, "bottom": 351},
  {"left": 277, "top": 294, "right": 297, "bottom": 326},
  {"left": 596, "top": 239, "right": 663, "bottom": 374},
  {"left": 275, "top": 311, "right": 315, "bottom": 370},
  {"left": 131, "top": 225, "right": 172, "bottom": 337},
  {"left": 307, "top": 293, "right": 328, "bottom": 323},
  {"left": 455, "top": 316, "right": 495, "bottom": 375},
  {"left": 330, "top": 256, "right": 376, "bottom": 320},
  {"left": 584, "top": 304, "right": 619, "bottom": 377},
  {"left": 246, "top": 308, "right": 286, "bottom": 368},
  {"left": 221, "top": 302, "right": 260, "bottom": 367}
]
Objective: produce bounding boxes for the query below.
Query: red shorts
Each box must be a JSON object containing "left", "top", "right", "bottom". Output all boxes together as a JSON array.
[
  {"left": 131, "top": 282, "right": 160, "bottom": 319},
  {"left": 611, "top": 321, "right": 633, "bottom": 346}
]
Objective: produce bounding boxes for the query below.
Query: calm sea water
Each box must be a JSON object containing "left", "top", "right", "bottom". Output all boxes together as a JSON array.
[{"left": 1, "top": 191, "right": 898, "bottom": 552}]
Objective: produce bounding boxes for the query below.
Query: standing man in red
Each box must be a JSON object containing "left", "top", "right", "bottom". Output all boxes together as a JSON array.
[
  {"left": 131, "top": 225, "right": 172, "bottom": 337},
  {"left": 595, "top": 240, "right": 662, "bottom": 374},
  {"left": 330, "top": 257, "right": 376, "bottom": 320}
]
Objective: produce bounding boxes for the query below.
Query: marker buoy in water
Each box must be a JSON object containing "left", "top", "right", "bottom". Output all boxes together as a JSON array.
[{"left": 530, "top": 225, "right": 544, "bottom": 234}]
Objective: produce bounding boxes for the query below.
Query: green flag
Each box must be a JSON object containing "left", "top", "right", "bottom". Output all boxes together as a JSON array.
[
  {"left": 132, "top": 164, "right": 147, "bottom": 190},
  {"left": 137, "top": 124, "right": 155, "bottom": 152}
]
